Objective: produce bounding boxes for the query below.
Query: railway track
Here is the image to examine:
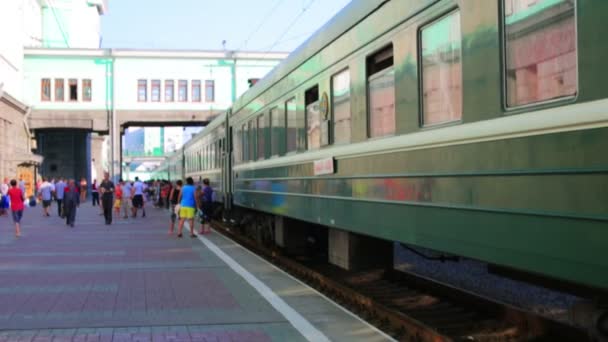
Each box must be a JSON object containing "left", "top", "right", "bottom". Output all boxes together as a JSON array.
[{"left": 212, "top": 220, "right": 591, "bottom": 341}]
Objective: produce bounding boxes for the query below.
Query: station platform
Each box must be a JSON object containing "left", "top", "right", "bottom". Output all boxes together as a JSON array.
[{"left": 0, "top": 202, "right": 392, "bottom": 341}]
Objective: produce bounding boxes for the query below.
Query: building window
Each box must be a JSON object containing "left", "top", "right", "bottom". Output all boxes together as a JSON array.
[
  {"left": 305, "top": 86, "right": 320, "bottom": 150},
  {"left": 504, "top": 0, "right": 577, "bottom": 107},
  {"left": 332, "top": 69, "right": 351, "bottom": 144},
  {"left": 54, "top": 79, "right": 64, "bottom": 102},
  {"left": 165, "top": 80, "right": 174, "bottom": 102},
  {"left": 151, "top": 80, "right": 161, "bottom": 102},
  {"left": 69, "top": 79, "right": 78, "bottom": 101},
  {"left": 285, "top": 97, "right": 297, "bottom": 153},
  {"left": 270, "top": 107, "right": 283, "bottom": 156},
  {"left": 41, "top": 79, "right": 51, "bottom": 101},
  {"left": 178, "top": 80, "right": 188, "bottom": 102},
  {"left": 367, "top": 45, "right": 395, "bottom": 137},
  {"left": 138, "top": 79, "right": 147, "bottom": 102},
  {"left": 421, "top": 11, "right": 462, "bottom": 126},
  {"left": 192, "top": 80, "right": 201, "bottom": 102},
  {"left": 82, "top": 79, "right": 92, "bottom": 102},
  {"left": 205, "top": 80, "right": 215, "bottom": 102}
]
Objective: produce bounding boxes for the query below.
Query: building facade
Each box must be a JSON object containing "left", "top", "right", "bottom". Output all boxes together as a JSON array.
[
  {"left": 0, "top": 0, "right": 107, "bottom": 190},
  {"left": 22, "top": 49, "right": 286, "bottom": 180}
]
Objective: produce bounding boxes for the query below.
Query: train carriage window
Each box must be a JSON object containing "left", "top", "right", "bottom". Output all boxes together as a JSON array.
[
  {"left": 257, "top": 114, "right": 266, "bottom": 160},
  {"left": 214, "top": 142, "right": 218, "bottom": 169},
  {"left": 285, "top": 98, "right": 297, "bottom": 153},
  {"left": 242, "top": 123, "right": 248, "bottom": 162},
  {"left": 421, "top": 11, "right": 462, "bottom": 126},
  {"left": 367, "top": 45, "right": 395, "bottom": 138},
  {"left": 211, "top": 142, "right": 215, "bottom": 169},
  {"left": 207, "top": 145, "right": 211, "bottom": 170},
  {"left": 248, "top": 120, "right": 256, "bottom": 161},
  {"left": 206, "top": 144, "right": 209, "bottom": 170},
  {"left": 296, "top": 102, "right": 306, "bottom": 151},
  {"left": 216, "top": 141, "right": 220, "bottom": 168},
  {"left": 204, "top": 145, "right": 208, "bottom": 170},
  {"left": 270, "top": 107, "right": 283, "bottom": 156},
  {"left": 234, "top": 127, "right": 241, "bottom": 164},
  {"left": 332, "top": 69, "right": 351, "bottom": 144},
  {"left": 201, "top": 145, "right": 205, "bottom": 170},
  {"left": 504, "top": 0, "right": 577, "bottom": 107},
  {"left": 217, "top": 140, "right": 221, "bottom": 168},
  {"left": 305, "top": 86, "right": 321, "bottom": 150}
]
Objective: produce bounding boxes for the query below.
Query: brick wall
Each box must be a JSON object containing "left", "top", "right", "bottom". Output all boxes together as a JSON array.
[{"left": 0, "top": 98, "right": 31, "bottom": 180}]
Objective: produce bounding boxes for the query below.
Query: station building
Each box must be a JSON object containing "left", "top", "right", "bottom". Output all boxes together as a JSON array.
[{"left": 0, "top": 0, "right": 286, "bottom": 187}]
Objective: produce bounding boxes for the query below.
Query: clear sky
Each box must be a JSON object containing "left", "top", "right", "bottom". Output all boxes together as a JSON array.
[{"left": 101, "top": 0, "right": 353, "bottom": 52}]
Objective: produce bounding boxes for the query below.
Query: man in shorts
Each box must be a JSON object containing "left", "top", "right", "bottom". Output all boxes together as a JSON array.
[
  {"left": 177, "top": 177, "right": 198, "bottom": 238},
  {"left": 131, "top": 177, "right": 145, "bottom": 218},
  {"left": 37, "top": 177, "right": 55, "bottom": 217},
  {"left": 7, "top": 179, "right": 25, "bottom": 237}
]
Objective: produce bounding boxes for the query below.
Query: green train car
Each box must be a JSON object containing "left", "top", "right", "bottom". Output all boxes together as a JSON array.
[
  {"left": 176, "top": 0, "right": 608, "bottom": 295},
  {"left": 182, "top": 112, "right": 230, "bottom": 203}
]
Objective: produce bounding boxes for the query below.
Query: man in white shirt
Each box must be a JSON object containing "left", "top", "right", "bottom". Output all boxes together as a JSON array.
[
  {"left": 38, "top": 178, "right": 55, "bottom": 217},
  {"left": 131, "top": 177, "right": 146, "bottom": 218}
]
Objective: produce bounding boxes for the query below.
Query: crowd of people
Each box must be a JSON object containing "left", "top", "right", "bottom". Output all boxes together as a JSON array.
[{"left": 1, "top": 174, "right": 215, "bottom": 238}]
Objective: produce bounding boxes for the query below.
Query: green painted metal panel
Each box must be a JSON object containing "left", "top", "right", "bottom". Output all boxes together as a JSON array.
[
  {"left": 235, "top": 192, "right": 608, "bottom": 290},
  {"left": 236, "top": 172, "right": 608, "bottom": 221}
]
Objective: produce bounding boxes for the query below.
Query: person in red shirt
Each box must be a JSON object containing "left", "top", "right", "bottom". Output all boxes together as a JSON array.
[{"left": 7, "top": 179, "right": 25, "bottom": 237}]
